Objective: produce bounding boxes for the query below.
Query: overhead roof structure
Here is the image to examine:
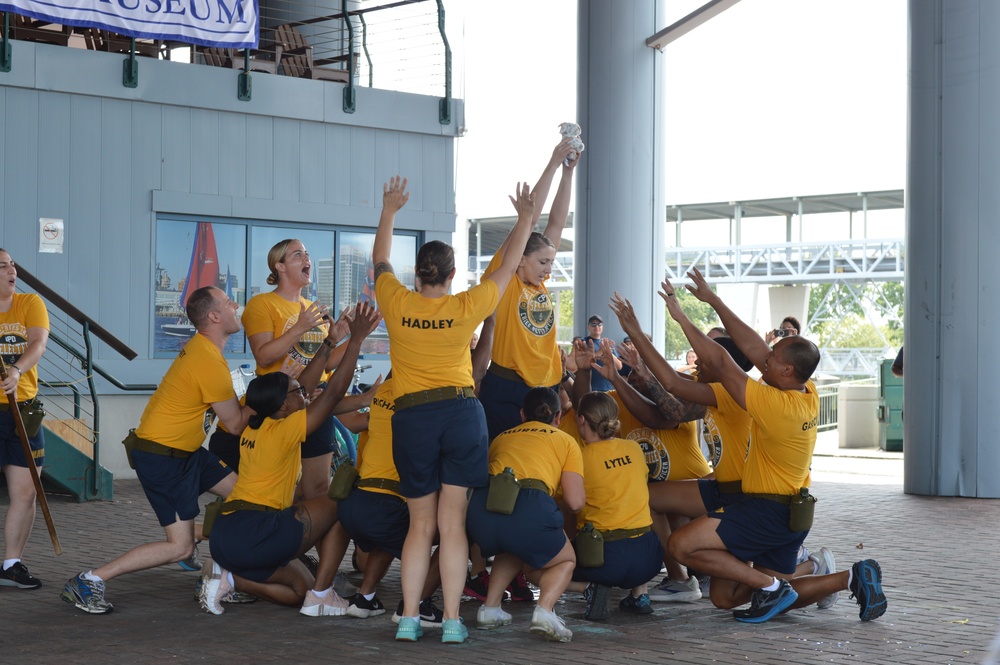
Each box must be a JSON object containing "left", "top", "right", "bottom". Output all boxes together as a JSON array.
[{"left": 666, "top": 190, "right": 904, "bottom": 223}]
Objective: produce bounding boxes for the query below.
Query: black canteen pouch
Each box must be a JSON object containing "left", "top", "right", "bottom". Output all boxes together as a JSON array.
[
  {"left": 20, "top": 398, "right": 45, "bottom": 438},
  {"left": 574, "top": 522, "right": 605, "bottom": 568},
  {"left": 328, "top": 463, "right": 360, "bottom": 501},
  {"left": 788, "top": 488, "right": 817, "bottom": 532}
]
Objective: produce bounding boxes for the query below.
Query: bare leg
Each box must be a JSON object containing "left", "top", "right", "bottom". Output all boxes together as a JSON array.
[
  {"left": 357, "top": 548, "right": 395, "bottom": 595},
  {"left": 535, "top": 539, "right": 576, "bottom": 612},
  {"left": 234, "top": 560, "right": 312, "bottom": 606},
  {"left": 93, "top": 519, "right": 197, "bottom": 581},
  {"left": 313, "top": 520, "right": 350, "bottom": 591},
  {"left": 399, "top": 492, "right": 438, "bottom": 618},
  {"left": 483, "top": 553, "right": 520, "bottom": 608},
  {"left": 2, "top": 465, "right": 37, "bottom": 560},
  {"left": 436, "top": 483, "right": 471, "bottom": 620}
]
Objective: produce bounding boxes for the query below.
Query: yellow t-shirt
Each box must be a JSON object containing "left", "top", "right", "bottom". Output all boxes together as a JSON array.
[
  {"left": 577, "top": 438, "right": 651, "bottom": 532},
  {"left": 357, "top": 378, "right": 403, "bottom": 499},
  {"left": 481, "top": 250, "right": 560, "bottom": 386},
  {"left": 0, "top": 293, "right": 49, "bottom": 400},
  {"left": 741, "top": 378, "right": 819, "bottom": 495},
  {"left": 135, "top": 334, "right": 235, "bottom": 452},
  {"left": 610, "top": 391, "right": 710, "bottom": 482},
  {"left": 488, "top": 421, "right": 584, "bottom": 495},
  {"left": 242, "top": 291, "right": 330, "bottom": 379},
  {"left": 705, "top": 383, "right": 752, "bottom": 484},
  {"left": 226, "top": 410, "right": 307, "bottom": 511},
  {"left": 375, "top": 273, "right": 499, "bottom": 395},
  {"left": 558, "top": 406, "right": 581, "bottom": 442}
]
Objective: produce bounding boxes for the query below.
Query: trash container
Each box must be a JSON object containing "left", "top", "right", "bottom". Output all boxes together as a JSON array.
[{"left": 877, "top": 359, "right": 903, "bottom": 451}]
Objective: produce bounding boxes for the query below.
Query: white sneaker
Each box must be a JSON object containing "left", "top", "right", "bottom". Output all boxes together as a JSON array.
[
  {"left": 476, "top": 604, "right": 512, "bottom": 630},
  {"left": 796, "top": 545, "right": 812, "bottom": 566},
  {"left": 199, "top": 560, "right": 232, "bottom": 616},
  {"left": 529, "top": 605, "right": 572, "bottom": 643},
  {"left": 648, "top": 576, "right": 703, "bottom": 602},
  {"left": 809, "top": 547, "right": 840, "bottom": 609},
  {"left": 300, "top": 588, "right": 349, "bottom": 617}
]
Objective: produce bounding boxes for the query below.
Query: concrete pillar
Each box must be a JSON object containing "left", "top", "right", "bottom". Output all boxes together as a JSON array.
[
  {"left": 576, "top": 0, "right": 666, "bottom": 348},
  {"left": 906, "top": 1, "right": 1000, "bottom": 497}
]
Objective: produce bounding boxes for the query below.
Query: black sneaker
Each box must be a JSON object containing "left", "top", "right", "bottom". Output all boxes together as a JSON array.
[
  {"left": 0, "top": 561, "right": 41, "bottom": 590},
  {"left": 584, "top": 583, "right": 610, "bottom": 621},
  {"left": 462, "top": 569, "right": 491, "bottom": 602},
  {"left": 392, "top": 596, "right": 444, "bottom": 628},
  {"left": 733, "top": 579, "right": 798, "bottom": 623},
  {"left": 619, "top": 592, "right": 654, "bottom": 614},
  {"left": 506, "top": 571, "right": 535, "bottom": 602},
  {"left": 849, "top": 559, "right": 887, "bottom": 621},
  {"left": 346, "top": 592, "right": 386, "bottom": 618}
]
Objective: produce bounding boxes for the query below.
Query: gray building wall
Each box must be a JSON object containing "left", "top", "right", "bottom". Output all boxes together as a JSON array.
[{"left": 1, "top": 40, "right": 462, "bottom": 476}]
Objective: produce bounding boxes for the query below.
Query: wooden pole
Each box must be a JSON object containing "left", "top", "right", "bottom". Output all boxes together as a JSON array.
[{"left": 0, "top": 358, "right": 62, "bottom": 555}]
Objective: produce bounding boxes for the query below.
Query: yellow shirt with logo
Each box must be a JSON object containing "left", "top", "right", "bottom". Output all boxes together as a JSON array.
[
  {"left": 741, "top": 378, "right": 819, "bottom": 495},
  {"left": 0, "top": 293, "right": 49, "bottom": 400},
  {"left": 481, "top": 250, "right": 560, "bottom": 386},
  {"left": 610, "top": 391, "right": 710, "bottom": 482},
  {"left": 242, "top": 291, "right": 330, "bottom": 379},
  {"left": 135, "top": 334, "right": 235, "bottom": 452},
  {"left": 704, "top": 382, "right": 752, "bottom": 483},
  {"left": 488, "top": 421, "right": 584, "bottom": 495},
  {"left": 357, "top": 378, "right": 403, "bottom": 499},
  {"left": 577, "top": 437, "right": 651, "bottom": 532},
  {"left": 375, "top": 273, "right": 498, "bottom": 395},
  {"left": 226, "top": 410, "right": 307, "bottom": 511}
]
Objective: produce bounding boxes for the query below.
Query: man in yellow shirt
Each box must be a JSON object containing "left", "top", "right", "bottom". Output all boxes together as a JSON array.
[{"left": 62, "top": 286, "right": 253, "bottom": 614}]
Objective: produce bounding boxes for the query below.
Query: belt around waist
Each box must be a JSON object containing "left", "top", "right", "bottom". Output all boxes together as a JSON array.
[
  {"left": 716, "top": 480, "right": 743, "bottom": 494},
  {"left": 518, "top": 478, "right": 550, "bottom": 495},
  {"left": 744, "top": 493, "right": 793, "bottom": 505},
  {"left": 221, "top": 499, "right": 279, "bottom": 514},
  {"left": 487, "top": 363, "right": 524, "bottom": 384},
  {"left": 122, "top": 431, "right": 192, "bottom": 459},
  {"left": 0, "top": 398, "right": 37, "bottom": 412},
  {"left": 395, "top": 386, "right": 475, "bottom": 411},
  {"left": 356, "top": 477, "right": 403, "bottom": 494},
  {"left": 600, "top": 525, "right": 651, "bottom": 542}
]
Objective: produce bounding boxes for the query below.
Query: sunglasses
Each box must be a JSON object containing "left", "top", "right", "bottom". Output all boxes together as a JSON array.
[{"left": 287, "top": 386, "right": 307, "bottom": 397}]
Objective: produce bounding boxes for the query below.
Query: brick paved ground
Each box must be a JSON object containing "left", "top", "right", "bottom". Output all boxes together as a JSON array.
[{"left": 1, "top": 452, "right": 997, "bottom": 665}]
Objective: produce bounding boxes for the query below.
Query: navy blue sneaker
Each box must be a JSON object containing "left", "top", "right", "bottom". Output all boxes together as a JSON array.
[
  {"left": 733, "top": 579, "right": 798, "bottom": 623},
  {"left": 619, "top": 593, "right": 654, "bottom": 615},
  {"left": 850, "top": 559, "right": 887, "bottom": 621}
]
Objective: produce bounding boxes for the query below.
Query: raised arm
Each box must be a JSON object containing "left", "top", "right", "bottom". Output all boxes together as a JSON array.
[
  {"left": 472, "top": 314, "right": 495, "bottom": 394},
  {"left": 609, "top": 292, "right": 718, "bottom": 408},
  {"left": 660, "top": 278, "right": 748, "bottom": 410},
  {"left": 616, "top": 341, "right": 707, "bottom": 423},
  {"left": 482, "top": 183, "right": 535, "bottom": 299},
  {"left": 570, "top": 337, "right": 597, "bottom": 410},
  {"left": 684, "top": 267, "right": 770, "bottom": 370},
  {"left": 593, "top": 340, "right": 677, "bottom": 429},
  {"left": 372, "top": 176, "right": 410, "bottom": 281},
  {"left": 540, "top": 141, "right": 577, "bottom": 242},
  {"left": 306, "top": 303, "right": 381, "bottom": 433},
  {"left": 530, "top": 138, "right": 574, "bottom": 227}
]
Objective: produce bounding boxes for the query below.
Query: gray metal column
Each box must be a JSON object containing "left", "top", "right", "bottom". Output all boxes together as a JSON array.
[
  {"left": 906, "top": 1, "right": 1000, "bottom": 497},
  {"left": 576, "top": 0, "right": 666, "bottom": 347}
]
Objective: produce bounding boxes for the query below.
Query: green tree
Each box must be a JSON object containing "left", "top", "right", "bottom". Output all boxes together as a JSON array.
[{"left": 663, "top": 290, "right": 721, "bottom": 359}]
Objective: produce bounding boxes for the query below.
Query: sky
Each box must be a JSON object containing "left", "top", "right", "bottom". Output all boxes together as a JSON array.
[{"left": 450, "top": 0, "right": 907, "bottom": 239}]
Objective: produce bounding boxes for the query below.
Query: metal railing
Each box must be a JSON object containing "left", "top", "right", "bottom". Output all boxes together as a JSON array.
[{"left": 15, "top": 265, "right": 154, "bottom": 498}]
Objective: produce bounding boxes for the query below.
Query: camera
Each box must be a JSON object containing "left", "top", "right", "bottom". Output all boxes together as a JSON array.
[{"left": 773, "top": 329, "right": 791, "bottom": 338}]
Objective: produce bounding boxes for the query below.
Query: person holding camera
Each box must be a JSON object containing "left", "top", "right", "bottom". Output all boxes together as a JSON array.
[{"left": 764, "top": 316, "right": 801, "bottom": 345}]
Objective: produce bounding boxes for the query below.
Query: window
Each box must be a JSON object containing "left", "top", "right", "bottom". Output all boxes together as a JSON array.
[{"left": 153, "top": 215, "right": 418, "bottom": 358}]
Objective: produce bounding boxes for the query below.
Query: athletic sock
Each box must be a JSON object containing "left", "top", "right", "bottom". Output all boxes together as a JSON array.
[{"left": 761, "top": 577, "right": 780, "bottom": 592}]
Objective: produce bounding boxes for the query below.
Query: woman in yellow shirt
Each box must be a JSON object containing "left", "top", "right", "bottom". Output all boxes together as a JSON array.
[
  {"left": 373, "top": 177, "right": 535, "bottom": 644},
  {"left": 466, "top": 387, "right": 585, "bottom": 642},
  {"left": 569, "top": 392, "right": 664, "bottom": 621}
]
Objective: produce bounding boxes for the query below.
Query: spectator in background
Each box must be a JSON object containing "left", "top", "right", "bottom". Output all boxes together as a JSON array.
[
  {"left": 677, "top": 349, "right": 698, "bottom": 374},
  {"left": 764, "top": 316, "right": 800, "bottom": 346},
  {"left": 581, "top": 315, "right": 621, "bottom": 392}
]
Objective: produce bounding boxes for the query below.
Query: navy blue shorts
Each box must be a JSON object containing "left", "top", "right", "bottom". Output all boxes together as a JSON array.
[
  {"left": 0, "top": 408, "right": 44, "bottom": 467},
  {"left": 391, "top": 397, "right": 488, "bottom": 498},
  {"left": 479, "top": 372, "right": 561, "bottom": 443},
  {"left": 709, "top": 497, "right": 808, "bottom": 574},
  {"left": 571, "top": 530, "right": 663, "bottom": 590},
  {"left": 301, "top": 413, "right": 336, "bottom": 459},
  {"left": 466, "top": 486, "right": 567, "bottom": 569},
  {"left": 337, "top": 489, "right": 408, "bottom": 559},
  {"left": 698, "top": 479, "right": 745, "bottom": 513},
  {"left": 208, "top": 428, "right": 241, "bottom": 471},
  {"left": 132, "top": 447, "right": 233, "bottom": 527},
  {"left": 208, "top": 507, "right": 303, "bottom": 583}
]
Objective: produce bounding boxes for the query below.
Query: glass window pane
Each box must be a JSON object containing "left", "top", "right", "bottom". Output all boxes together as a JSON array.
[{"left": 154, "top": 219, "right": 247, "bottom": 357}]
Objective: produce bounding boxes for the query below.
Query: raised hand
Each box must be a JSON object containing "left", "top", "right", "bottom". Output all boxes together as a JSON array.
[
  {"left": 327, "top": 306, "right": 352, "bottom": 345},
  {"left": 297, "top": 301, "right": 328, "bottom": 334},
  {"left": 683, "top": 267, "right": 717, "bottom": 304},
  {"left": 593, "top": 339, "right": 619, "bottom": 382},
  {"left": 383, "top": 176, "right": 410, "bottom": 214},
  {"left": 349, "top": 302, "right": 382, "bottom": 340},
  {"left": 573, "top": 336, "right": 596, "bottom": 372},
  {"left": 610, "top": 292, "right": 645, "bottom": 340},
  {"left": 508, "top": 182, "right": 536, "bottom": 220}
]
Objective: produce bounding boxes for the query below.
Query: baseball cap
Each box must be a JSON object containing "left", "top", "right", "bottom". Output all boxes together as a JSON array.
[{"left": 588, "top": 314, "right": 603, "bottom": 324}]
